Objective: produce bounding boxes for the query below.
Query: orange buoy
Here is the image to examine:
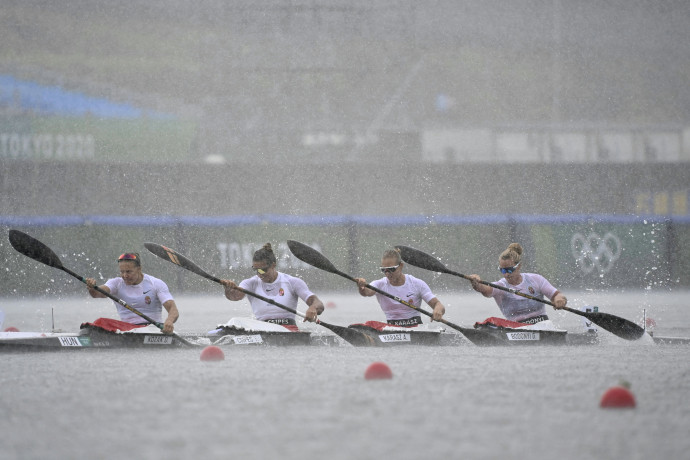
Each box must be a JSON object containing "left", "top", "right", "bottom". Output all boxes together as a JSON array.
[
  {"left": 600, "top": 385, "right": 636, "bottom": 408},
  {"left": 365, "top": 361, "right": 393, "bottom": 380},
  {"left": 200, "top": 345, "right": 225, "bottom": 361},
  {"left": 326, "top": 301, "right": 337, "bottom": 309}
]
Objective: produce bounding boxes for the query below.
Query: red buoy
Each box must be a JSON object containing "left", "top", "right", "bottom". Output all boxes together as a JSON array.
[
  {"left": 600, "top": 386, "right": 636, "bottom": 408},
  {"left": 3, "top": 327, "right": 20, "bottom": 332},
  {"left": 365, "top": 361, "right": 393, "bottom": 380},
  {"left": 200, "top": 345, "right": 225, "bottom": 361},
  {"left": 326, "top": 301, "right": 337, "bottom": 309}
]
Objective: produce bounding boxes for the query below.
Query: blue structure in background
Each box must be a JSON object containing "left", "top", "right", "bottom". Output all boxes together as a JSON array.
[{"left": 0, "top": 74, "right": 172, "bottom": 119}]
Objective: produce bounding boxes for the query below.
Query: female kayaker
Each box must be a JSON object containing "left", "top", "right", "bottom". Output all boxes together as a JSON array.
[
  {"left": 468, "top": 242, "right": 567, "bottom": 325},
  {"left": 355, "top": 248, "right": 446, "bottom": 326},
  {"left": 85, "top": 252, "right": 180, "bottom": 333},
  {"left": 219, "top": 243, "right": 324, "bottom": 331}
]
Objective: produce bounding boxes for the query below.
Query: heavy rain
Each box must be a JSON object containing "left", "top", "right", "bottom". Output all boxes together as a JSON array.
[{"left": 1, "top": 1, "right": 689, "bottom": 459}]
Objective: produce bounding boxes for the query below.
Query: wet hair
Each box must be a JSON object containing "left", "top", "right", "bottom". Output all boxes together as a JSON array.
[
  {"left": 118, "top": 252, "right": 141, "bottom": 267},
  {"left": 253, "top": 243, "right": 277, "bottom": 266},
  {"left": 499, "top": 243, "right": 523, "bottom": 265},
  {"left": 381, "top": 248, "right": 402, "bottom": 265}
]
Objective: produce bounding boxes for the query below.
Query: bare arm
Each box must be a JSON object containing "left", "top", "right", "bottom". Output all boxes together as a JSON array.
[
  {"left": 306, "top": 295, "right": 325, "bottom": 315},
  {"left": 162, "top": 299, "right": 179, "bottom": 333},
  {"left": 468, "top": 274, "right": 493, "bottom": 297},
  {"left": 355, "top": 278, "right": 375, "bottom": 297},
  {"left": 220, "top": 279, "right": 245, "bottom": 301},
  {"left": 551, "top": 291, "right": 568, "bottom": 309},
  {"left": 303, "top": 294, "right": 325, "bottom": 322},
  {"left": 85, "top": 278, "right": 109, "bottom": 298},
  {"left": 427, "top": 297, "right": 446, "bottom": 321}
]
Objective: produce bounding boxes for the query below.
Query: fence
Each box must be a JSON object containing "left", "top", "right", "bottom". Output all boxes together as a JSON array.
[{"left": 2, "top": 214, "right": 688, "bottom": 298}]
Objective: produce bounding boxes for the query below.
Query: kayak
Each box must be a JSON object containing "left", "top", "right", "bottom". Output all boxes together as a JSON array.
[
  {"left": 209, "top": 318, "right": 339, "bottom": 347},
  {"left": 0, "top": 317, "right": 354, "bottom": 351},
  {"left": 648, "top": 335, "right": 690, "bottom": 345},
  {"left": 0, "top": 316, "right": 682, "bottom": 351},
  {"left": 463, "top": 325, "right": 687, "bottom": 346},
  {"left": 457, "top": 317, "right": 598, "bottom": 346},
  {"left": 0, "top": 326, "right": 195, "bottom": 351},
  {"left": 346, "top": 321, "right": 460, "bottom": 346},
  {"left": 461, "top": 324, "right": 597, "bottom": 346},
  {"left": 461, "top": 317, "right": 690, "bottom": 346}
]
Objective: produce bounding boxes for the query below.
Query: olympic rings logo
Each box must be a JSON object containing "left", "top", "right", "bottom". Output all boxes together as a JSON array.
[{"left": 570, "top": 232, "right": 622, "bottom": 274}]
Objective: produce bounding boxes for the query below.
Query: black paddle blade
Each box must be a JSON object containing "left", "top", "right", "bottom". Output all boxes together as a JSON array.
[
  {"left": 8, "top": 230, "right": 64, "bottom": 269},
  {"left": 396, "top": 245, "right": 451, "bottom": 274},
  {"left": 319, "top": 322, "right": 379, "bottom": 347},
  {"left": 144, "top": 242, "right": 220, "bottom": 283},
  {"left": 287, "top": 240, "right": 339, "bottom": 274},
  {"left": 563, "top": 307, "right": 644, "bottom": 340},
  {"left": 584, "top": 310, "right": 645, "bottom": 340},
  {"left": 144, "top": 242, "right": 185, "bottom": 267}
]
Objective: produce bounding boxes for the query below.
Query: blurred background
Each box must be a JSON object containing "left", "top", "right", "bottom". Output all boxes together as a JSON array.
[{"left": 1, "top": 0, "right": 689, "bottom": 294}]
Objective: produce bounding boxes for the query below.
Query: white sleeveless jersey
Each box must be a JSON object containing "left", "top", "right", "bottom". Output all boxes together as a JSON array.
[
  {"left": 104, "top": 273, "right": 174, "bottom": 324},
  {"left": 489, "top": 273, "right": 558, "bottom": 322},
  {"left": 239, "top": 272, "right": 314, "bottom": 321},
  {"left": 370, "top": 274, "right": 437, "bottom": 321}
]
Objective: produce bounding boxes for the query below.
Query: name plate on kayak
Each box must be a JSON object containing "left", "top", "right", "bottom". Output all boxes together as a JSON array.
[
  {"left": 143, "top": 335, "right": 174, "bottom": 345},
  {"left": 378, "top": 333, "right": 411, "bottom": 343},
  {"left": 232, "top": 334, "right": 263, "bottom": 345},
  {"left": 59, "top": 336, "right": 90, "bottom": 347},
  {"left": 506, "top": 331, "right": 540, "bottom": 341}
]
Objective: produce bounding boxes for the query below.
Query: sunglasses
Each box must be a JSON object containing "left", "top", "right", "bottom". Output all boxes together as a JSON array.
[
  {"left": 380, "top": 264, "right": 400, "bottom": 274},
  {"left": 498, "top": 262, "right": 520, "bottom": 274},
  {"left": 252, "top": 266, "right": 271, "bottom": 275},
  {"left": 118, "top": 253, "right": 139, "bottom": 261}
]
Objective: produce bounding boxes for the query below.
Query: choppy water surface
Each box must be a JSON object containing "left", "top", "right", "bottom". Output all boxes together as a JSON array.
[{"left": 1, "top": 291, "right": 689, "bottom": 460}]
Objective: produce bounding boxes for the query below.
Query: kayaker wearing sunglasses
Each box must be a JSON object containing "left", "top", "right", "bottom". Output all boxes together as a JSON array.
[
  {"left": 468, "top": 243, "right": 567, "bottom": 325},
  {"left": 220, "top": 243, "right": 324, "bottom": 331},
  {"left": 355, "top": 248, "right": 446, "bottom": 326}
]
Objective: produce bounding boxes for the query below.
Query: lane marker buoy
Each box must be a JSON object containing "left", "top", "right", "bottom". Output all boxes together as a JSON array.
[
  {"left": 200, "top": 345, "right": 225, "bottom": 361},
  {"left": 600, "top": 382, "right": 636, "bottom": 408},
  {"left": 365, "top": 361, "right": 393, "bottom": 380}
]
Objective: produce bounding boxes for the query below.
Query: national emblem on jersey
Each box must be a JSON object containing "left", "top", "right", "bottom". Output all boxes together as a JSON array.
[
  {"left": 145, "top": 296, "right": 152, "bottom": 304},
  {"left": 279, "top": 288, "right": 285, "bottom": 296},
  {"left": 528, "top": 286, "right": 535, "bottom": 295}
]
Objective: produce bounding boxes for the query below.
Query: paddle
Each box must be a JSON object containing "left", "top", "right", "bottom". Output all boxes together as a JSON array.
[
  {"left": 143, "top": 242, "right": 378, "bottom": 347},
  {"left": 7, "top": 229, "right": 196, "bottom": 347},
  {"left": 286, "top": 240, "right": 476, "bottom": 337},
  {"left": 395, "top": 244, "right": 646, "bottom": 341}
]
